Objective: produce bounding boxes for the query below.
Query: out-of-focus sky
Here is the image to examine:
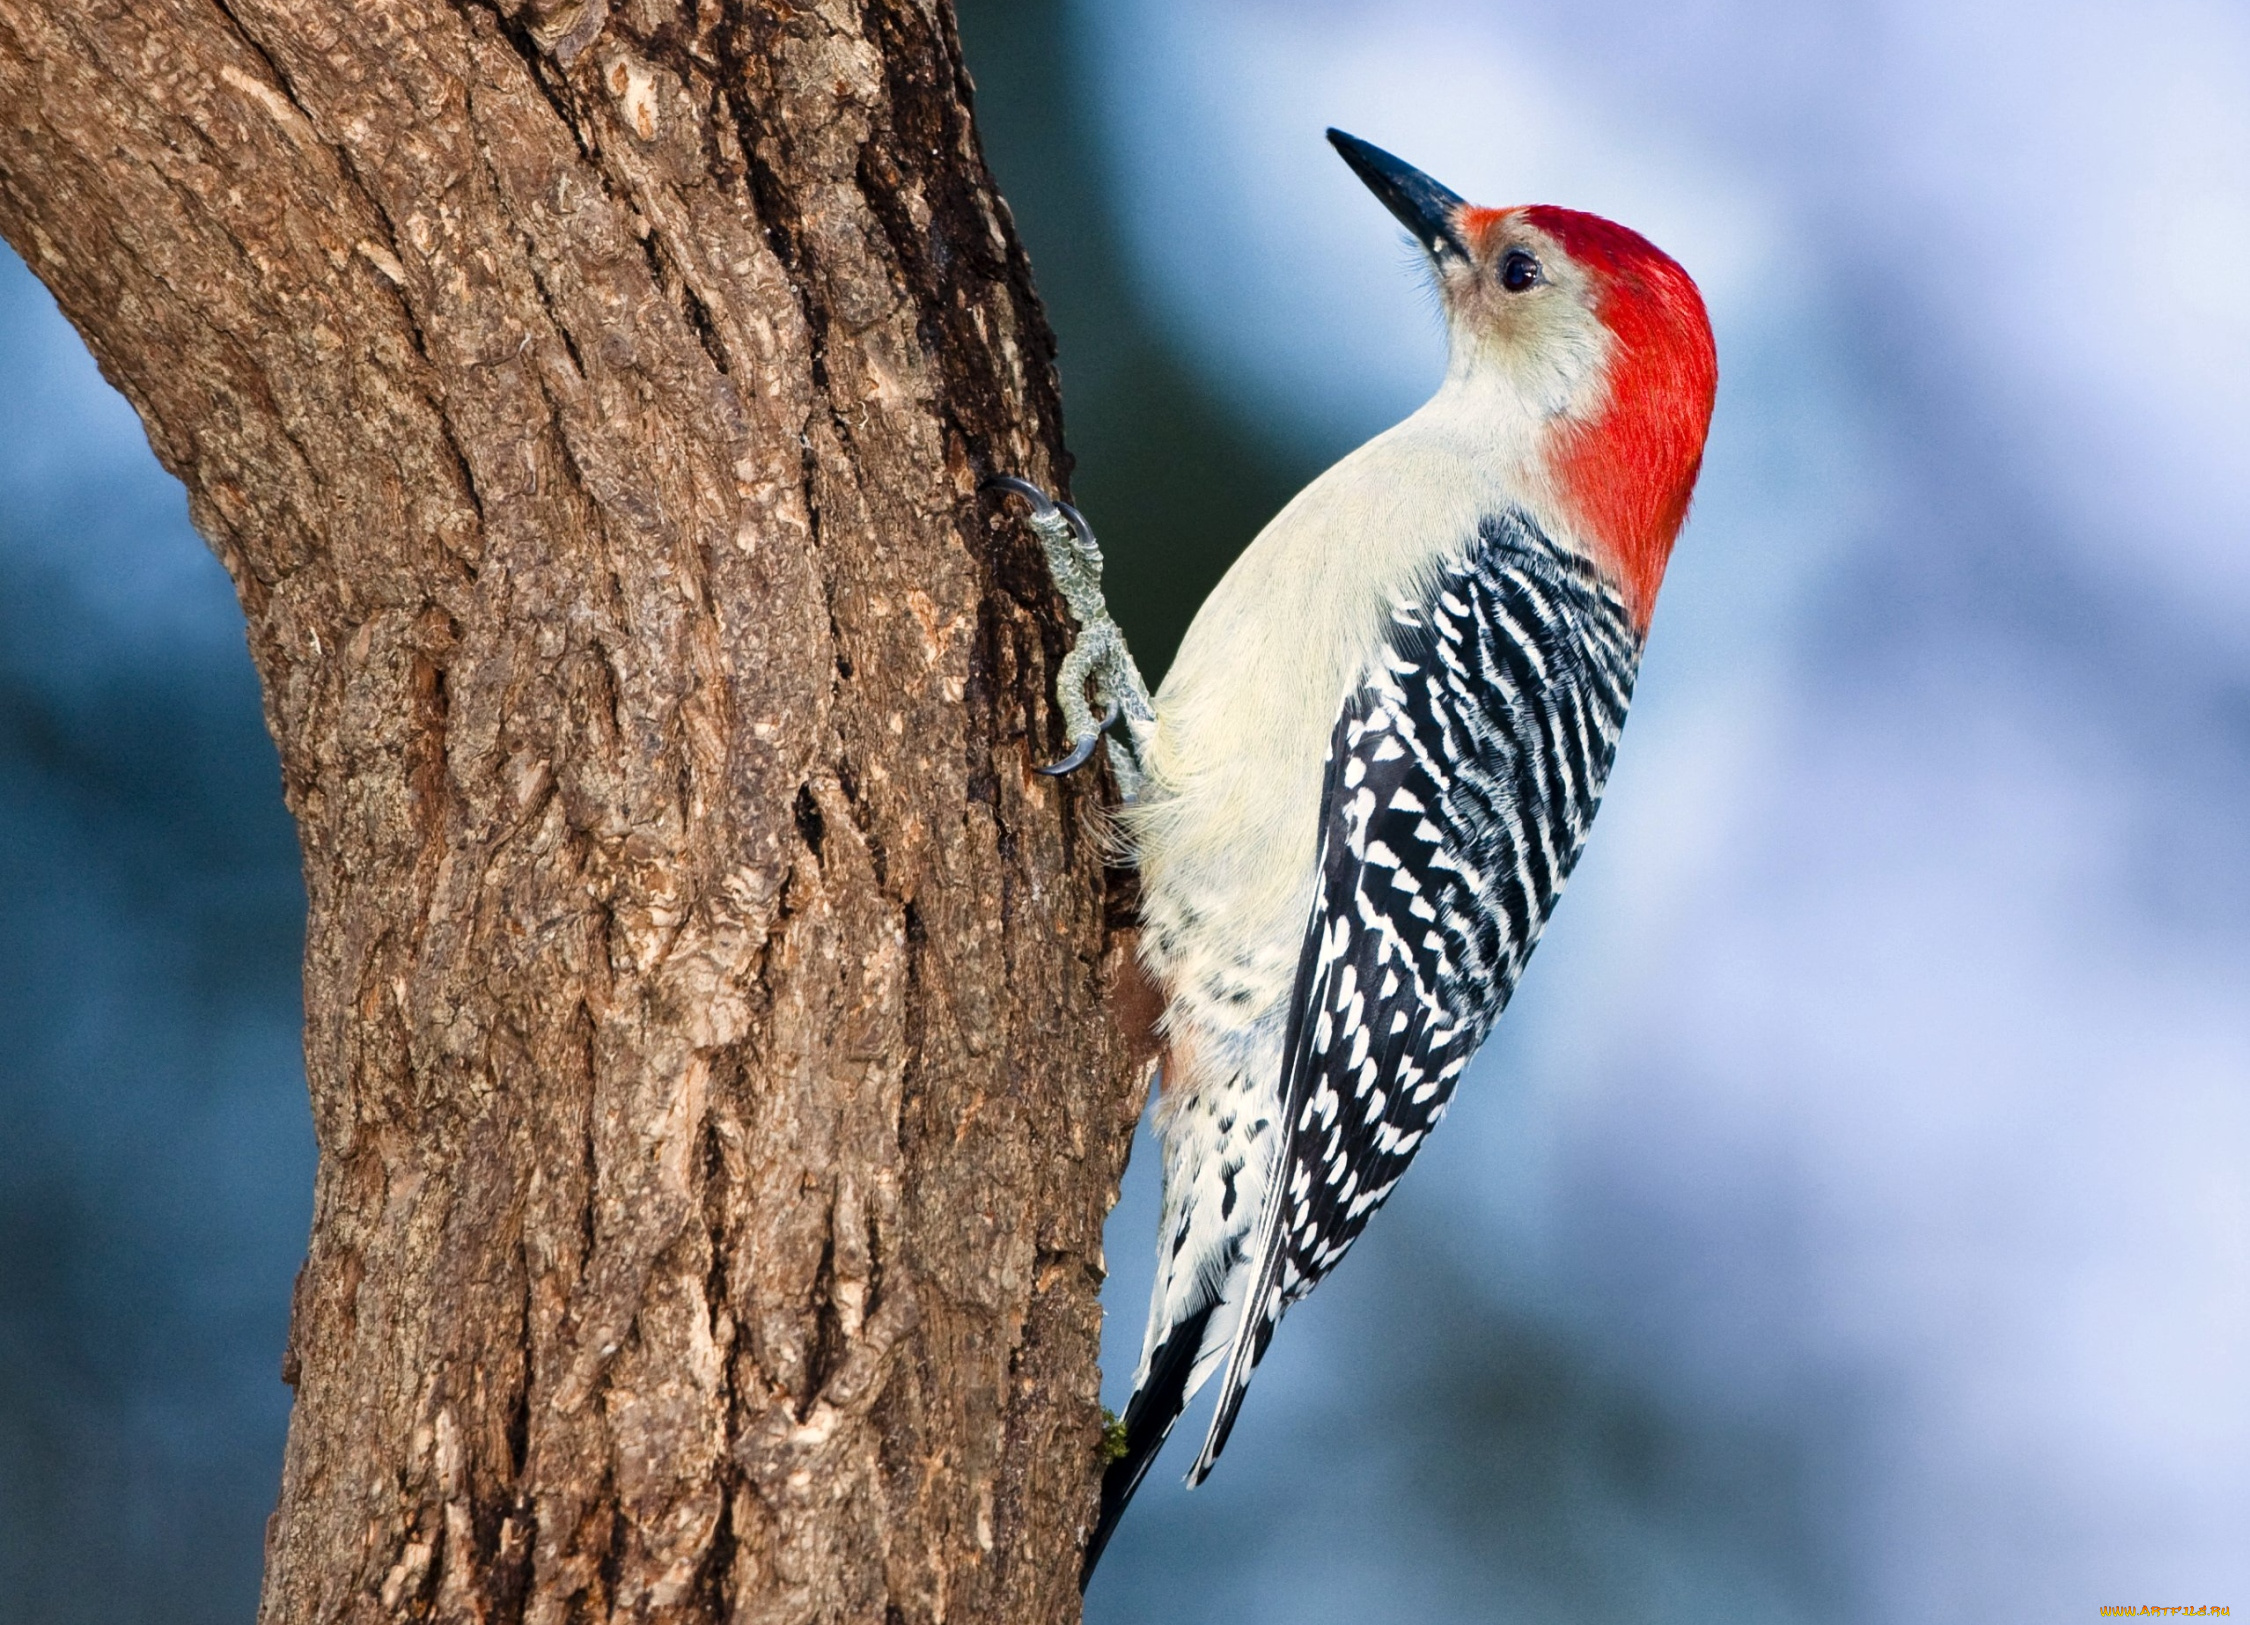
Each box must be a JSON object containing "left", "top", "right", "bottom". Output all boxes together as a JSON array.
[
  {"left": 2, "top": 1, "right": 2244, "bottom": 1620},
  {"left": 0, "top": 245, "right": 308, "bottom": 1622}
]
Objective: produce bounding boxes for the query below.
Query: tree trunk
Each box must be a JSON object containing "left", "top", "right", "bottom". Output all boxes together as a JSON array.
[{"left": 0, "top": 2, "right": 1141, "bottom": 1619}]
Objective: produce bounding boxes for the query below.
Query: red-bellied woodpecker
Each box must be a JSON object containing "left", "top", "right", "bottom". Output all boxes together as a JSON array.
[{"left": 996, "top": 128, "right": 1718, "bottom": 1582}]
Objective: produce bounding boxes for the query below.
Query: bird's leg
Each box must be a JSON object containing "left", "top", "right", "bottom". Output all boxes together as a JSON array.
[{"left": 986, "top": 475, "right": 1155, "bottom": 801}]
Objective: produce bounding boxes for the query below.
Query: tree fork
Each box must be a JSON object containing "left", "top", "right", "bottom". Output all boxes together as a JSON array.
[{"left": 0, "top": 1, "right": 1142, "bottom": 1619}]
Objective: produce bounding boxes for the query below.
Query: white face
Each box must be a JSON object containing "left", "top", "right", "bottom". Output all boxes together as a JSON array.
[{"left": 1431, "top": 216, "right": 1613, "bottom": 425}]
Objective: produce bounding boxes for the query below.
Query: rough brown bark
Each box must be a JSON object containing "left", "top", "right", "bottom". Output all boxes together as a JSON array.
[{"left": 0, "top": 2, "right": 1141, "bottom": 1619}]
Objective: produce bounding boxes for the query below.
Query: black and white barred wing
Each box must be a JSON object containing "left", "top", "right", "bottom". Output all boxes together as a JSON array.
[{"left": 1190, "top": 513, "right": 1642, "bottom": 1480}]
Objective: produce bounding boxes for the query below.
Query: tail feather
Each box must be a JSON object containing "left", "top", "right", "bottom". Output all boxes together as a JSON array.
[
  {"left": 1087, "top": 1055, "right": 1280, "bottom": 1581},
  {"left": 1185, "top": 1124, "right": 1296, "bottom": 1486},
  {"left": 1185, "top": 1286, "right": 1279, "bottom": 1485},
  {"left": 1081, "top": 1301, "right": 1215, "bottom": 1587}
]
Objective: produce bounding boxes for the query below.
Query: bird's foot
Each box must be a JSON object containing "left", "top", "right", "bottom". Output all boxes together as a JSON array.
[{"left": 986, "top": 475, "right": 1154, "bottom": 800}]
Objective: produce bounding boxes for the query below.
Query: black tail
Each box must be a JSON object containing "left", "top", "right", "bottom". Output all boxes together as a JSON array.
[{"left": 1081, "top": 1302, "right": 1214, "bottom": 1588}]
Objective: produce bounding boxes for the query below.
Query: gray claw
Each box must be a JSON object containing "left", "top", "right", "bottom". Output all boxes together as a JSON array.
[
  {"left": 1038, "top": 700, "right": 1122, "bottom": 777},
  {"left": 982, "top": 473, "right": 1055, "bottom": 514}
]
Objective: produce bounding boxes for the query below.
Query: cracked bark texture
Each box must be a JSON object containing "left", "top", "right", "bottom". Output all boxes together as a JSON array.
[{"left": 0, "top": 1, "right": 1144, "bottom": 1619}]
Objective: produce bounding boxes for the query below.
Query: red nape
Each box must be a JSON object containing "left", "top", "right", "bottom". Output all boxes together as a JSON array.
[{"left": 1525, "top": 206, "right": 1718, "bottom": 631}]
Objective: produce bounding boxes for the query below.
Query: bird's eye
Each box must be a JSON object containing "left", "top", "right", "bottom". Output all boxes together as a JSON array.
[{"left": 1500, "top": 249, "right": 1542, "bottom": 292}]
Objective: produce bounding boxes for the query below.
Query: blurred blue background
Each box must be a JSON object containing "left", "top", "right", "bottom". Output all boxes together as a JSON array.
[{"left": 3, "top": 0, "right": 2245, "bottom": 1619}]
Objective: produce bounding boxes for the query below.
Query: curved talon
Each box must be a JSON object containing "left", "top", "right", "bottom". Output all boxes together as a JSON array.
[
  {"left": 985, "top": 476, "right": 1106, "bottom": 568},
  {"left": 1054, "top": 499, "right": 1102, "bottom": 564},
  {"left": 1037, "top": 699, "right": 1122, "bottom": 777},
  {"left": 1037, "top": 731, "right": 1103, "bottom": 778},
  {"left": 982, "top": 473, "right": 1057, "bottom": 515}
]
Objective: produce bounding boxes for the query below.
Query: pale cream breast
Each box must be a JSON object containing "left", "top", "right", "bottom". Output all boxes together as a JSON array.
[{"left": 1127, "top": 382, "right": 1567, "bottom": 1030}]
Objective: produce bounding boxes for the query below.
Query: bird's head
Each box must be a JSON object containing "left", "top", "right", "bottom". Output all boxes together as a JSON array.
[{"left": 1329, "top": 129, "right": 1718, "bottom": 627}]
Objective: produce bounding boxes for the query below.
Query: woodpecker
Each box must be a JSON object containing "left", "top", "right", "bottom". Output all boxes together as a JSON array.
[{"left": 997, "top": 129, "right": 1718, "bottom": 1581}]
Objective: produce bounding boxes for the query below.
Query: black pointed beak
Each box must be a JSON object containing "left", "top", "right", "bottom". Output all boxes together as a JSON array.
[{"left": 1327, "top": 128, "right": 1470, "bottom": 261}]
